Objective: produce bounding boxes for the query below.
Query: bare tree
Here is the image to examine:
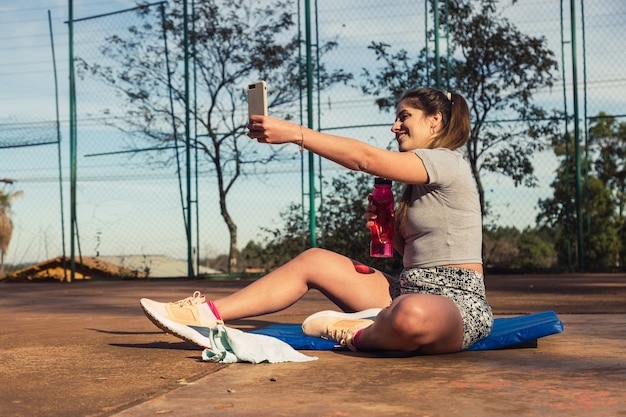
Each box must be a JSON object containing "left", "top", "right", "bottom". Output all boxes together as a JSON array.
[{"left": 75, "top": 0, "right": 351, "bottom": 272}]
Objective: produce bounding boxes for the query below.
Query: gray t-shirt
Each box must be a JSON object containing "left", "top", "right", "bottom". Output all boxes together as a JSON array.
[{"left": 399, "top": 148, "right": 482, "bottom": 268}]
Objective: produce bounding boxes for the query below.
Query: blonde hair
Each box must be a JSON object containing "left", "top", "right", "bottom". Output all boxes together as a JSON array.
[{"left": 395, "top": 88, "right": 471, "bottom": 231}]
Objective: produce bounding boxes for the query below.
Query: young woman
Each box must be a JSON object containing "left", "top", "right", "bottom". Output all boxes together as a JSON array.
[{"left": 140, "top": 87, "right": 493, "bottom": 354}]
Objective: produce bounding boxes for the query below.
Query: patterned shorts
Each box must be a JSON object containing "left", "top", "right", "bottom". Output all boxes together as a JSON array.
[{"left": 390, "top": 267, "right": 493, "bottom": 350}]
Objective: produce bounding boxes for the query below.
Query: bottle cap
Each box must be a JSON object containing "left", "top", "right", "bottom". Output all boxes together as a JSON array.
[{"left": 374, "top": 177, "right": 392, "bottom": 185}]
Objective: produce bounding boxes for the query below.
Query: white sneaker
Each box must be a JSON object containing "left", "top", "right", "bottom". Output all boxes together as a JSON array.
[
  {"left": 325, "top": 318, "right": 374, "bottom": 351},
  {"left": 302, "top": 308, "right": 381, "bottom": 338},
  {"left": 140, "top": 291, "right": 222, "bottom": 348}
]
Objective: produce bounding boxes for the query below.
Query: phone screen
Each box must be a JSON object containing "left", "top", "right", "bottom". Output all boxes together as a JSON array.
[{"left": 247, "top": 81, "right": 268, "bottom": 117}]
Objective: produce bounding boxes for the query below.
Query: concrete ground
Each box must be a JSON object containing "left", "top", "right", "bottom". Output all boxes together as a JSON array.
[{"left": 1, "top": 273, "right": 625, "bottom": 417}]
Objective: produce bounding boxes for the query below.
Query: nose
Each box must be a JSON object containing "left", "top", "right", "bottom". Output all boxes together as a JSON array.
[{"left": 391, "top": 120, "right": 401, "bottom": 133}]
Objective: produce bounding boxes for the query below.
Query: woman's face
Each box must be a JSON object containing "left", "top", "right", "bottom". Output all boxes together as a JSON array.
[{"left": 391, "top": 101, "right": 437, "bottom": 152}]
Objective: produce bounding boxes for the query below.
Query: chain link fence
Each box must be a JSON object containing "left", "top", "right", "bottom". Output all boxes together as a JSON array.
[
  {"left": 0, "top": 119, "right": 65, "bottom": 266},
  {"left": 1, "top": 0, "right": 624, "bottom": 277}
]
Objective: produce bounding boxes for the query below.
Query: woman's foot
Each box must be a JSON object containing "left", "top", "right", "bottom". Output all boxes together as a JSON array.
[
  {"left": 302, "top": 308, "right": 381, "bottom": 351},
  {"left": 140, "top": 291, "right": 222, "bottom": 348}
]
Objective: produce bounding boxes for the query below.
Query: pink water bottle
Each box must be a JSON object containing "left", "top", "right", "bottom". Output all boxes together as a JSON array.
[{"left": 370, "top": 177, "right": 394, "bottom": 258}]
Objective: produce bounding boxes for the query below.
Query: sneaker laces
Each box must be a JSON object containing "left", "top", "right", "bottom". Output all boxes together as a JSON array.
[
  {"left": 171, "top": 291, "right": 205, "bottom": 307},
  {"left": 326, "top": 328, "right": 351, "bottom": 345},
  {"left": 325, "top": 319, "right": 371, "bottom": 345}
]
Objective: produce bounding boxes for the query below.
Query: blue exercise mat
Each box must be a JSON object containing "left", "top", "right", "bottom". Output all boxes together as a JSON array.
[{"left": 251, "top": 310, "right": 563, "bottom": 351}]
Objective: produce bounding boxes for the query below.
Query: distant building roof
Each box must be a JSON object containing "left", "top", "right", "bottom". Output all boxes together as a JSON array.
[
  {"left": 6, "top": 256, "right": 143, "bottom": 281},
  {"left": 5, "top": 254, "right": 221, "bottom": 282}
]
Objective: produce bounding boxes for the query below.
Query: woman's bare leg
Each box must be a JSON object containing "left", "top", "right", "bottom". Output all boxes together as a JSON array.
[
  {"left": 356, "top": 293, "right": 464, "bottom": 354},
  {"left": 214, "top": 248, "right": 392, "bottom": 321},
  {"left": 212, "top": 247, "right": 463, "bottom": 354}
]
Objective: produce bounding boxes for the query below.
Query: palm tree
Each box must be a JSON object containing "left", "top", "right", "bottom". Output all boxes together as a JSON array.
[{"left": 0, "top": 187, "right": 23, "bottom": 278}]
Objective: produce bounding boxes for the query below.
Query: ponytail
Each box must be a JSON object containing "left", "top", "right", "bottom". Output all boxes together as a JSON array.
[{"left": 428, "top": 92, "right": 470, "bottom": 150}]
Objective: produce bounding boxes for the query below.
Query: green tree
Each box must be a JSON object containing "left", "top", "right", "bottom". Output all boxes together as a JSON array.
[
  {"left": 75, "top": 0, "right": 351, "bottom": 272},
  {"left": 588, "top": 113, "right": 626, "bottom": 267},
  {"left": 261, "top": 171, "right": 402, "bottom": 273},
  {"left": 483, "top": 226, "right": 521, "bottom": 270},
  {"left": 0, "top": 187, "right": 23, "bottom": 278},
  {"left": 359, "top": 0, "right": 560, "bottom": 218},
  {"left": 483, "top": 225, "right": 557, "bottom": 271},
  {"left": 516, "top": 227, "right": 557, "bottom": 270},
  {"left": 537, "top": 123, "right": 622, "bottom": 271},
  {"left": 260, "top": 202, "right": 309, "bottom": 270}
]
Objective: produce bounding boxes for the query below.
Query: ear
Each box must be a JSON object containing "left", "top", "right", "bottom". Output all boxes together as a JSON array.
[{"left": 428, "top": 112, "right": 443, "bottom": 128}]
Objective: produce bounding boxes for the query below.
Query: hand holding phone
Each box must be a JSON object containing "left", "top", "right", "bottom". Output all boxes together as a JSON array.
[{"left": 247, "top": 81, "right": 268, "bottom": 117}]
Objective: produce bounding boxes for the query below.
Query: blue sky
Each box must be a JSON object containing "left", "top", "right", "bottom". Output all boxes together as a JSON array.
[
  {"left": 1, "top": 0, "right": 624, "bottom": 265},
  {"left": 0, "top": 1, "right": 138, "bottom": 120}
]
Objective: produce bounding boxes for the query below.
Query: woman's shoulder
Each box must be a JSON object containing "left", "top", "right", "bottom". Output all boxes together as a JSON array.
[
  {"left": 413, "top": 148, "right": 471, "bottom": 185},
  {"left": 414, "top": 148, "right": 467, "bottom": 165},
  {"left": 419, "top": 147, "right": 463, "bottom": 156}
]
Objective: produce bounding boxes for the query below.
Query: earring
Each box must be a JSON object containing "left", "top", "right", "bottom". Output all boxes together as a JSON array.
[{"left": 430, "top": 126, "right": 435, "bottom": 134}]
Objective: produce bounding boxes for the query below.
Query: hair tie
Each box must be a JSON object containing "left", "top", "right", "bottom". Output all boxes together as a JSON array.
[{"left": 445, "top": 92, "right": 452, "bottom": 101}]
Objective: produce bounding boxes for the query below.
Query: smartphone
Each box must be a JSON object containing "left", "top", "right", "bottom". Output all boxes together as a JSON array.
[{"left": 247, "top": 80, "right": 268, "bottom": 117}]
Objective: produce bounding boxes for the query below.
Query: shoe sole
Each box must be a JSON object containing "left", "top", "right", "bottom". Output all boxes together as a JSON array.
[
  {"left": 140, "top": 298, "right": 215, "bottom": 349},
  {"left": 302, "top": 307, "right": 382, "bottom": 330}
]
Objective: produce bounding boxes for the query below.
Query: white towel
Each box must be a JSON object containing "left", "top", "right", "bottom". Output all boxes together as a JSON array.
[{"left": 201, "top": 324, "right": 318, "bottom": 364}]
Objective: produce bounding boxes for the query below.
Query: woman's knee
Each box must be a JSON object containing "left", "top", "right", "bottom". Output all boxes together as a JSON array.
[
  {"left": 291, "top": 248, "right": 347, "bottom": 282},
  {"left": 382, "top": 295, "right": 463, "bottom": 352},
  {"left": 298, "top": 247, "right": 329, "bottom": 259},
  {"left": 386, "top": 295, "right": 456, "bottom": 339},
  {"left": 386, "top": 297, "right": 429, "bottom": 338},
  {"left": 294, "top": 247, "right": 347, "bottom": 270}
]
